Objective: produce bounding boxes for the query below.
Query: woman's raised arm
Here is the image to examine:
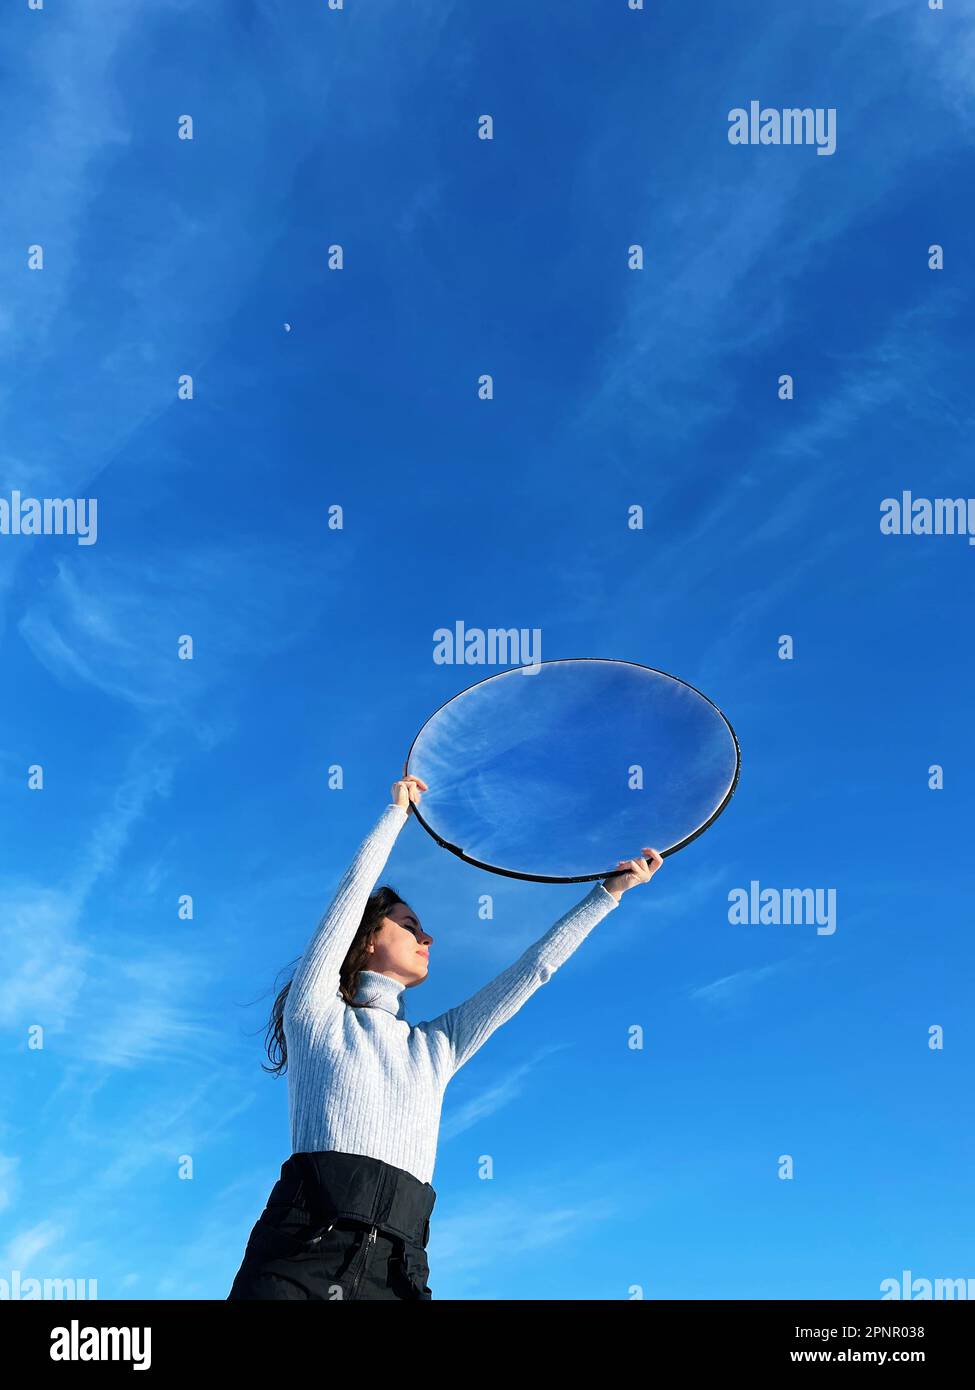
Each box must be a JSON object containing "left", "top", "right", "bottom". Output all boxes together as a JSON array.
[
  {"left": 419, "top": 847, "right": 663, "bottom": 1075},
  {"left": 282, "top": 777, "right": 425, "bottom": 1026},
  {"left": 418, "top": 881, "right": 620, "bottom": 1075}
]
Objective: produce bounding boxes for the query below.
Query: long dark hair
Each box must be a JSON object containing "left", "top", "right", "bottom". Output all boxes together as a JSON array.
[{"left": 263, "top": 885, "right": 404, "bottom": 1076}]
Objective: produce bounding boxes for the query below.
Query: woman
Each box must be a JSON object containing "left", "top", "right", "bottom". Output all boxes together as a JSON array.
[{"left": 227, "top": 774, "right": 663, "bottom": 1300}]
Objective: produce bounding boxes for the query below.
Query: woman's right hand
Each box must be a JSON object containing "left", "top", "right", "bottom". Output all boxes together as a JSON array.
[{"left": 392, "top": 775, "right": 427, "bottom": 811}]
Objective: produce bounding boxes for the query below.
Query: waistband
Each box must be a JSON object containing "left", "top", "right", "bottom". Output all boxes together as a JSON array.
[{"left": 269, "top": 1150, "right": 436, "bottom": 1248}]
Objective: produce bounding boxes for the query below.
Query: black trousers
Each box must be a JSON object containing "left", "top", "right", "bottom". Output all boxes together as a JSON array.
[{"left": 227, "top": 1150, "right": 437, "bottom": 1301}]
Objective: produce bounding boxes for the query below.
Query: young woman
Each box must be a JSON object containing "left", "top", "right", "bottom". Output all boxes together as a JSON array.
[{"left": 227, "top": 774, "right": 663, "bottom": 1301}]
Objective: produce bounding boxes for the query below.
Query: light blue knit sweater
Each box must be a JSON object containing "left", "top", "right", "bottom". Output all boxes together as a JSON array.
[{"left": 282, "top": 802, "right": 620, "bottom": 1184}]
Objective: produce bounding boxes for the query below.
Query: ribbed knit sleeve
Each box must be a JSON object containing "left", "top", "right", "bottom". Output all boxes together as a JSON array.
[
  {"left": 283, "top": 802, "right": 409, "bottom": 1027},
  {"left": 422, "top": 880, "right": 620, "bottom": 1076}
]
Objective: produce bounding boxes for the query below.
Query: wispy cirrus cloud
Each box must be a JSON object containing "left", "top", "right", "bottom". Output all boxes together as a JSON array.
[
  {"left": 688, "top": 959, "right": 794, "bottom": 1008},
  {"left": 440, "top": 1042, "right": 572, "bottom": 1141},
  {"left": 0, "top": 1076, "right": 258, "bottom": 1294},
  {"left": 0, "top": 884, "right": 92, "bottom": 1032},
  {"left": 549, "top": 0, "right": 975, "bottom": 665},
  {"left": 0, "top": 1154, "right": 20, "bottom": 1216},
  {"left": 1, "top": 1219, "right": 69, "bottom": 1273},
  {"left": 427, "top": 1153, "right": 644, "bottom": 1295},
  {"left": 17, "top": 544, "right": 325, "bottom": 726},
  {"left": 0, "top": 746, "right": 170, "bottom": 1030}
]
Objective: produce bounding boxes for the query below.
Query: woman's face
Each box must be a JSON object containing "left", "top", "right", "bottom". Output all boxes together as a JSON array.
[{"left": 366, "top": 902, "right": 433, "bottom": 985}]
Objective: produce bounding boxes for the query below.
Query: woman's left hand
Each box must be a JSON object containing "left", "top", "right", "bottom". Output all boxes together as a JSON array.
[{"left": 602, "top": 848, "right": 664, "bottom": 901}]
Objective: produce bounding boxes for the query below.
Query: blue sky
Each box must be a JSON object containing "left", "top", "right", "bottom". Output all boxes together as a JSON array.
[{"left": 1, "top": 0, "right": 973, "bottom": 1300}]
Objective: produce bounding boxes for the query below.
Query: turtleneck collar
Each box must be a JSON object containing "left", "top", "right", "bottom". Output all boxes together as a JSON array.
[{"left": 352, "top": 970, "right": 408, "bottom": 1020}]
